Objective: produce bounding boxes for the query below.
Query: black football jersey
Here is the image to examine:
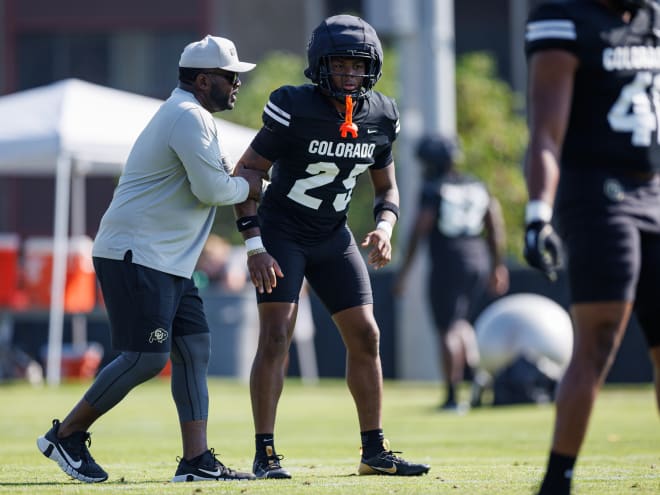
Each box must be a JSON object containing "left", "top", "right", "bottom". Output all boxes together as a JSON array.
[
  {"left": 421, "top": 175, "right": 490, "bottom": 239},
  {"left": 251, "top": 84, "right": 399, "bottom": 243},
  {"left": 420, "top": 175, "right": 491, "bottom": 264},
  {"left": 526, "top": 0, "right": 660, "bottom": 172}
]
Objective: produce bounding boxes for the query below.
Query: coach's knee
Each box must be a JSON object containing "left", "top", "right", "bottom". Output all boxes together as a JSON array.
[{"left": 127, "top": 351, "right": 170, "bottom": 381}]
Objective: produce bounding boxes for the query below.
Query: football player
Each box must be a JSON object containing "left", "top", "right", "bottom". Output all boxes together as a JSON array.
[
  {"left": 232, "top": 15, "right": 430, "bottom": 479},
  {"left": 392, "top": 134, "right": 509, "bottom": 411},
  {"left": 524, "top": 1, "right": 660, "bottom": 494}
]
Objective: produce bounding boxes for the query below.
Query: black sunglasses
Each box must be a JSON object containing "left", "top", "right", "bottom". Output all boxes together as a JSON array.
[{"left": 203, "top": 70, "right": 239, "bottom": 86}]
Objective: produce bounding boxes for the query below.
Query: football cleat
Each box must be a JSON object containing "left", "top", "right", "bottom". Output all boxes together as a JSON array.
[
  {"left": 171, "top": 448, "right": 255, "bottom": 482},
  {"left": 358, "top": 440, "right": 430, "bottom": 476},
  {"left": 37, "top": 419, "right": 108, "bottom": 483},
  {"left": 252, "top": 445, "right": 291, "bottom": 479}
]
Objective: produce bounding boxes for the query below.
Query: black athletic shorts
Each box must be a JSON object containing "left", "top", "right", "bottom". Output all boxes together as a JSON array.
[
  {"left": 258, "top": 221, "right": 373, "bottom": 314},
  {"left": 555, "top": 169, "right": 660, "bottom": 347},
  {"left": 93, "top": 250, "right": 209, "bottom": 352},
  {"left": 427, "top": 238, "right": 490, "bottom": 331}
]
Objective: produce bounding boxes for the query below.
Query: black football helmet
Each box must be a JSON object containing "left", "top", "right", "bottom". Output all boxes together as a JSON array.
[
  {"left": 304, "top": 15, "right": 383, "bottom": 99},
  {"left": 416, "top": 134, "right": 461, "bottom": 179}
]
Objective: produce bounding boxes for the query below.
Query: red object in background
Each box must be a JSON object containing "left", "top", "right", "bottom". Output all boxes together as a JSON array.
[
  {"left": 159, "top": 358, "right": 172, "bottom": 377},
  {"left": 41, "top": 343, "right": 104, "bottom": 380},
  {"left": 60, "top": 345, "right": 103, "bottom": 379},
  {"left": 23, "top": 236, "right": 96, "bottom": 313},
  {"left": 0, "top": 233, "right": 19, "bottom": 306}
]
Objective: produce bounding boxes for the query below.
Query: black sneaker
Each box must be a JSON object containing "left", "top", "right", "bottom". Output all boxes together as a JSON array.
[
  {"left": 358, "top": 440, "right": 430, "bottom": 476},
  {"left": 171, "top": 448, "right": 256, "bottom": 482},
  {"left": 252, "top": 445, "right": 291, "bottom": 479},
  {"left": 36, "top": 419, "right": 108, "bottom": 483}
]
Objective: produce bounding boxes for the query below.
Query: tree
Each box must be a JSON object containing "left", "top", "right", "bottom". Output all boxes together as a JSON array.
[{"left": 455, "top": 52, "right": 528, "bottom": 261}]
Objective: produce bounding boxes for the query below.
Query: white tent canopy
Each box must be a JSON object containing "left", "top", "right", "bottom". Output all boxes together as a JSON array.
[
  {"left": 0, "top": 78, "right": 256, "bottom": 174},
  {"left": 0, "top": 78, "right": 257, "bottom": 384}
]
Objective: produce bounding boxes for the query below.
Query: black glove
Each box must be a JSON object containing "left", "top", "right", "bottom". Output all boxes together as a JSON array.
[{"left": 524, "top": 221, "right": 562, "bottom": 281}]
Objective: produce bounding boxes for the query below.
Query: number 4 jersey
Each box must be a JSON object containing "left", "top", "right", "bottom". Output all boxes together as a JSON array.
[
  {"left": 250, "top": 84, "right": 399, "bottom": 243},
  {"left": 525, "top": 1, "right": 660, "bottom": 173}
]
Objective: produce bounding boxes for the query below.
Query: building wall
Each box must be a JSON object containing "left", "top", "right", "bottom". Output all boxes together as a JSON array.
[
  {"left": 1, "top": 0, "right": 534, "bottom": 97},
  {"left": 209, "top": 0, "right": 314, "bottom": 63},
  {"left": 455, "top": 0, "right": 513, "bottom": 83},
  {"left": 1, "top": 0, "right": 207, "bottom": 96}
]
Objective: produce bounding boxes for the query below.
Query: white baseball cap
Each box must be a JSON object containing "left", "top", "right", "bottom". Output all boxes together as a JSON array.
[{"left": 179, "top": 35, "right": 256, "bottom": 72}]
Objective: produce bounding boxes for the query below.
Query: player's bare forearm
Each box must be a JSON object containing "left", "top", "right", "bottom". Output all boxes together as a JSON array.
[
  {"left": 525, "top": 50, "right": 575, "bottom": 203},
  {"left": 370, "top": 163, "right": 400, "bottom": 226},
  {"left": 233, "top": 199, "right": 258, "bottom": 221}
]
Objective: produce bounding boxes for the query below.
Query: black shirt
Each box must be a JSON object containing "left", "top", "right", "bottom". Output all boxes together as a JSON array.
[
  {"left": 420, "top": 174, "right": 491, "bottom": 268},
  {"left": 251, "top": 84, "right": 399, "bottom": 243},
  {"left": 526, "top": 0, "right": 660, "bottom": 173}
]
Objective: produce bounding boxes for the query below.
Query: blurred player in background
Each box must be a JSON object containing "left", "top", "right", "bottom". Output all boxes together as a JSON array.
[
  {"left": 232, "top": 14, "right": 430, "bottom": 480},
  {"left": 523, "top": 1, "right": 660, "bottom": 493},
  {"left": 393, "top": 134, "right": 509, "bottom": 410}
]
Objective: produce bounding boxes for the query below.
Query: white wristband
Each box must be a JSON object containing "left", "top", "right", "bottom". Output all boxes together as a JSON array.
[
  {"left": 245, "top": 236, "right": 264, "bottom": 252},
  {"left": 376, "top": 220, "right": 393, "bottom": 239},
  {"left": 525, "top": 200, "right": 553, "bottom": 224}
]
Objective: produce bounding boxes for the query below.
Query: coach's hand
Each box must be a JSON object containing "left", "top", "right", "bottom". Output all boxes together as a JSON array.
[
  {"left": 241, "top": 167, "right": 268, "bottom": 202},
  {"left": 524, "top": 221, "right": 562, "bottom": 282}
]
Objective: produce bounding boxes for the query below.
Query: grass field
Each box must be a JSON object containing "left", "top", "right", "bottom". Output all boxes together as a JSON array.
[{"left": 0, "top": 378, "right": 657, "bottom": 494}]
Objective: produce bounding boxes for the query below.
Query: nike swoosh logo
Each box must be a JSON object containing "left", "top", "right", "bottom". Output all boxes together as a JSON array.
[
  {"left": 198, "top": 467, "right": 222, "bottom": 477},
  {"left": 240, "top": 221, "right": 250, "bottom": 226},
  {"left": 372, "top": 465, "right": 397, "bottom": 474},
  {"left": 367, "top": 129, "right": 378, "bottom": 134},
  {"left": 59, "top": 446, "right": 82, "bottom": 469}
]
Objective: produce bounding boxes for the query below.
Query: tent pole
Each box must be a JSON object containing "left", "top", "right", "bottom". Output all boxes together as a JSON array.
[
  {"left": 46, "top": 154, "right": 71, "bottom": 386},
  {"left": 70, "top": 167, "right": 88, "bottom": 351}
]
